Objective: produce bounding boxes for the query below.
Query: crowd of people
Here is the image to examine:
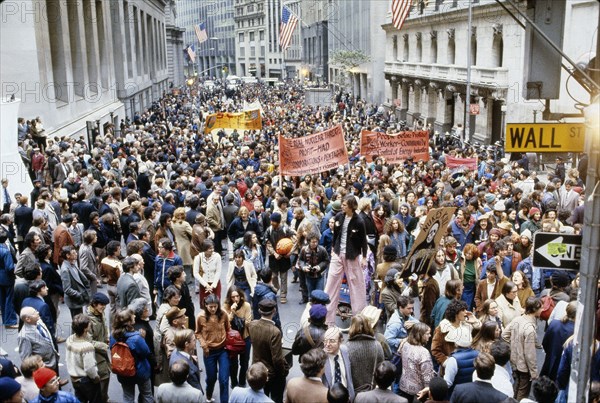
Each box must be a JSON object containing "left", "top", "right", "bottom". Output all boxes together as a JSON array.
[{"left": 0, "top": 77, "right": 597, "bottom": 403}]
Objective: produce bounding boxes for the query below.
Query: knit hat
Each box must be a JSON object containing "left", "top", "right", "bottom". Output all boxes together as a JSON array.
[
  {"left": 269, "top": 212, "right": 282, "bottom": 223},
  {"left": 353, "top": 182, "right": 363, "bottom": 192},
  {"left": 551, "top": 271, "right": 570, "bottom": 288},
  {"left": 33, "top": 367, "right": 57, "bottom": 389},
  {"left": 0, "top": 377, "right": 21, "bottom": 401},
  {"left": 92, "top": 292, "right": 110, "bottom": 305},
  {"left": 521, "top": 229, "right": 533, "bottom": 240},
  {"left": 528, "top": 207, "right": 541, "bottom": 218},
  {"left": 484, "top": 193, "right": 496, "bottom": 204},
  {"left": 493, "top": 201, "right": 506, "bottom": 212},
  {"left": 310, "top": 290, "right": 330, "bottom": 304},
  {"left": 309, "top": 304, "right": 327, "bottom": 321},
  {"left": 490, "top": 228, "right": 503, "bottom": 237},
  {"left": 383, "top": 245, "right": 398, "bottom": 259}
]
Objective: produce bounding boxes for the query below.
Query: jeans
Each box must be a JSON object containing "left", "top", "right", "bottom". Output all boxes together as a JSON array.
[
  {"left": 0, "top": 284, "right": 17, "bottom": 325},
  {"left": 121, "top": 378, "right": 152, "bottom": 403},
  {"left": 305, "top": 276, "right": 325, "bottom": 297},
  {"left": 204, "top": 347, "right": 230, "bottom": 402},
  {"left": 229, "top": 338, "right": 251, "bottom": 387},
  {"left": 461, "top": 281, "right": 476, "bottom": 311}
]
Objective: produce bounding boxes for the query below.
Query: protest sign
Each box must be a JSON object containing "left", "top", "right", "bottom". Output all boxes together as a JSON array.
[
  {"left": 401, "top": 207, "right": 456, "bottom": 277},
  {"left": 445, "top": 156, "right": 477, "bottom": 172},
  {"left": 279, "top": 125, "right": 349, "bottom": 176},
  {"left": 360, "top": 130, "right": 429, "bottom": 163},
  {"left": 204, "top": 110, "right": 262, "bottom": 133}
]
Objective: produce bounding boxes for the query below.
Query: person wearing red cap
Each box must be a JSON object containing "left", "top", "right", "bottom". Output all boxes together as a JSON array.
[
  {"left": 31, "top": 367, "right": 79, "bottom": 403},
  {"left": 520, "top": 208, "right": 542, "bottom": 236}
]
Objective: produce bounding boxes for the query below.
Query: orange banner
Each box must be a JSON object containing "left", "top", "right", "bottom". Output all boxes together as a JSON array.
[
  {"left": 279, "top": 125, "right": 349, "bottom": 176},
  {"left": 360, "top": 130, "right": 430, "bottom": 163},
  {"left": 204, "top": 110, "right": 262, "bottom": 133}
]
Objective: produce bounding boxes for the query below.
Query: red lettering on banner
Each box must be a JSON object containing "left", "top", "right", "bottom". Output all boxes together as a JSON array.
[
  {"left": 359, "top": 130, "right": 430, "bottom": 163},
  {"left": 279, "top": 125, "right": 349, "bottom": 176}
]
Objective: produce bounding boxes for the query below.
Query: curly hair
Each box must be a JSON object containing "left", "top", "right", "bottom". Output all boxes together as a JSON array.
[{"left": 444, "top": 299, "right": 469, "bottom": 322}]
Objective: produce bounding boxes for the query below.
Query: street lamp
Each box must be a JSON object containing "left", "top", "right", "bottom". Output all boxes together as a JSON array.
[{"left": 210, "top": 37, "right": 219, "bottom": 78}]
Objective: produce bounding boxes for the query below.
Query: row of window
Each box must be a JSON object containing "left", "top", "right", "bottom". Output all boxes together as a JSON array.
[
  {"left": 239, "top": 31, "right": 265, "bottom": 42},
  {"left": 392, "top": 31, "right": 503, "bottom": 68}
]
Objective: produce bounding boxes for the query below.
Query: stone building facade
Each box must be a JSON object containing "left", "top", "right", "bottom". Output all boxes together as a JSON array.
[
  {"left": 382, "top": 0, "right": 598, "bottom": 144},
  {"left": 0, "top": 0, "right": 179, "bottom": 141}
]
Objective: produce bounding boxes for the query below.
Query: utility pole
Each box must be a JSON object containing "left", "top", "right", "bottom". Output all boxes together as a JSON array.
[
  {"left": 570, "top": 12, "right": 600, "bottom": 402},
  {"left": 464, "top": 0, "right": 473, "bottom": 143}
]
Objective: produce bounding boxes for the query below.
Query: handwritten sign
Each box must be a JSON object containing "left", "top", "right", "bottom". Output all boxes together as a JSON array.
[
  {"left": 279, "top": 125, "right": 349, "bottom": 176},
  {"left": 402, "top": 207, "right": 456, "bottom": 277},
  {"left": 204, "top": 110, "right": 262, "bottom": 133},
  {"left": 360, "top": 130, "right": 429, "bottom": 163},
  {"left": 445, "top": 156, "right": 478, "bottom": 172}
]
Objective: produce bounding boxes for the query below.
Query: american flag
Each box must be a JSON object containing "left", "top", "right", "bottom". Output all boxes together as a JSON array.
[
  {"left": 194, "top": 22, "right": 208, "bottom": 44},
  {"left": 186, "top": 44, "right": 196, "bottom": 63},
  {"left": 279, "top": 6, "right": 298, "bottom": 50},
  {"left": 391, "top": 0, "right": 412, "bottom": 31}
]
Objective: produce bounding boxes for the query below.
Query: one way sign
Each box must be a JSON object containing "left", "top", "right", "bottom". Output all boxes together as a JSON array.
[{"left": 532, "top": 232, "right": 582, "bottom": 271}]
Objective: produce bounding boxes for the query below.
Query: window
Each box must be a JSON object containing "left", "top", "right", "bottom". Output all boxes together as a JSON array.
[
  {"left": 403, "top": 34, "right": 409, "bottom": 61},
  {"left": 416, "top": 33, "right": 422, "bottom": 62},
  {"left": 447, "top": 29, "right": 455, "bottom": 64},
  {"left": 239, "top": 32, "right": 244, "bottom": 42},
  {"left": 259, "top": 30, "right": 264, "bottom": 41},
  {"left": 249, "top": 31, "right": 255, "bottom": 41}
]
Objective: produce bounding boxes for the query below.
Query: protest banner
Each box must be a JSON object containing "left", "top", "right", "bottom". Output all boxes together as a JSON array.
[
  {"left": 278, "top": 125, "right": 349, "bottom": 176},
  {"left": 401, "top": 207, "right": 456, "bottom": 278},
  {"left": 203, "top": 110, "right": 262, "bottom": 133},
  {"left": 243, "top": 100, "right": 265, "bottom": 115},
  {"left": 360, "top": 130, "right": 429, "bottom": 163},
  {"left": 445, "top": 156, "right": 478, "bottom": 172}
]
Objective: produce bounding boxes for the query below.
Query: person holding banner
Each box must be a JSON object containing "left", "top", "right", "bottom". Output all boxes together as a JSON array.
[{"left": 324, "top": 195, "right": 369, "bottom": 325}]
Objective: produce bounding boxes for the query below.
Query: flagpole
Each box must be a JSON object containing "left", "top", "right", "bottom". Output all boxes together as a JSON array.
[{"left": 464, "top": 0, "right": 473, "bottom": 143}]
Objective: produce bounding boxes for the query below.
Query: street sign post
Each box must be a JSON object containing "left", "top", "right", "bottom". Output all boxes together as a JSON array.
[
  {"left": 532, "top": 232, "right": 582, "bottom": 270},
  {"left": 505, "top": 123, "right": 585, "bottom": 152}
]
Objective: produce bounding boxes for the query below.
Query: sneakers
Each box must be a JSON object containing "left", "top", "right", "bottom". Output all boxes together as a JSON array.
[{"left": 280, "top": 297, "right": 287, "bottom": 304}]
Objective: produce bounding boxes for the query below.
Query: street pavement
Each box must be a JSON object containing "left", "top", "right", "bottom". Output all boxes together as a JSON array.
[{"left": 0, "top": 253, "right": 548, "bottom": 402}]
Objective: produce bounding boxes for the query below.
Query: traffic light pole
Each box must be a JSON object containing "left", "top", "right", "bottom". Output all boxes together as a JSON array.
[{"left": 570, "top": 15, "right": 600, "bottom": 401}]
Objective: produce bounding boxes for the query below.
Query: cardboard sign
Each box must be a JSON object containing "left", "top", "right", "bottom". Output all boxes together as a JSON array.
[
  {"left": 402, "top": 207, "right": 456, "bottom": 277},
  {"left": 505, "top": 123, "right": 585, "bottom": 152},
  {"left": 278, "top": 125, "right": 349, "bottom": 176},
  {"left": 204, "top": 110, "right": 262, "bottom": 133},
  {"left": 360, "top": 130, "right": 429, "bottom": 163}
]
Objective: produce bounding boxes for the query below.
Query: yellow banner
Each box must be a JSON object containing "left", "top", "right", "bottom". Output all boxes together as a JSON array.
[
  {"left": 505, "top": 123, "right": 585, "bottom": 152},
  {"left": 204, "top": 110, "right": 262, "bottom": 133}
]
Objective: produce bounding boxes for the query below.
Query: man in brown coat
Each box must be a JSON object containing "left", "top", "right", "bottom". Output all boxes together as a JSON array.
[
  {"left": 247, "top": 299, "right": 289, "bottom": 403},
  {"left": 284, "top": 348, "right": 328, "bottom": 403},
  {"left": 52, "top": 214, "right": 74, "bottom": 265}
]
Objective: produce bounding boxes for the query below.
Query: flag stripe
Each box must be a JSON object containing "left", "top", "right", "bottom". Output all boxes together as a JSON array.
[
  {"left": 195, "top": 22, "right": 208, "bottom": 43},
  {"left": 187, "top": 45, "right": 196, "bottom": 63},
  {"left": 279, "top": 6, "right": 298, "bottom": 50},
  {"left": 391, "top": 0, "right": 411, "bottom": 31}
]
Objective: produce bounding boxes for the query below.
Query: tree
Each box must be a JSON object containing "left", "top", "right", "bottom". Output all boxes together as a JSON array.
[{"left": 330, "top": 50, "right": 371, "bottom": 89}]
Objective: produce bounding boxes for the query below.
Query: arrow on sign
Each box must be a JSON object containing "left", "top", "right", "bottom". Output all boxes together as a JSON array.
[{"left": 535, "top": 236, "right": 579, "bottom": 267}]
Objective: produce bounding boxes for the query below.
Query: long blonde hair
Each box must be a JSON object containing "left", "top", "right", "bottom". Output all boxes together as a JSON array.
[{"left": 376, "top": 234, "right": 392, "bottom": 264}]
